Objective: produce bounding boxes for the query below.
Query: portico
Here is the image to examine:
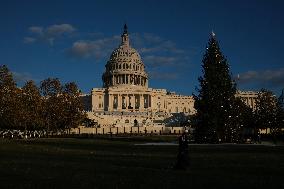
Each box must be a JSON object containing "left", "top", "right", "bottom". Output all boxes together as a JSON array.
[{"left": 107, "top": 92, "right": 151, "bottom": 111}]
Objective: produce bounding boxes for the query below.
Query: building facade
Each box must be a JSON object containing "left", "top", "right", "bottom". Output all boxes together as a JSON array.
[
  {"left": 81, "top": 25, "right": 257, "bottom": 129},
  {"left": 236, "top": 91, "right": 258, "bottom": 110}
]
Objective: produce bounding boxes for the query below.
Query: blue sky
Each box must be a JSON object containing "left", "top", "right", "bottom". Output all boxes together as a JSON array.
[{"left": 0, "top": 0, "right": 283, "bottom": 96}]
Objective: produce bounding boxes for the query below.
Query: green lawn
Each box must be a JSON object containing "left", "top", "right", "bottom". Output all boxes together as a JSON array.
[{"left": 0, "top": 137, "right": 283, "bottom": 189}]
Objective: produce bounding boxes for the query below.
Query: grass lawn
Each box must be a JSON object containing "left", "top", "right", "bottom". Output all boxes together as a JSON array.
[{"left": 0, "top": 137, "right": 283, "bottom": 189}]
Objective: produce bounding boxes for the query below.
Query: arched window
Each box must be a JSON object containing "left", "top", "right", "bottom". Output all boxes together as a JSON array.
[
  {"left": 126, "top": 64, "right": 129, "bottom": 69},
  {"left": 123, "top": 64, "right": 125, "bottom": 69},
  {"left": 125, "top": 119, "right": 129, "bottom": 123}
]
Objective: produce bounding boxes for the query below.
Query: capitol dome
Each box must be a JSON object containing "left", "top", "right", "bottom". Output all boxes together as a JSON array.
[{"left": 102, "top": 24, "right": 148, "bottom": 88}]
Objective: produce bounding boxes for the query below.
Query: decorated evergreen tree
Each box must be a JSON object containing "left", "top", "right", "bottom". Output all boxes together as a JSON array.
[{"left": 194, "top": 32, "right": 240, "bottom": 143}]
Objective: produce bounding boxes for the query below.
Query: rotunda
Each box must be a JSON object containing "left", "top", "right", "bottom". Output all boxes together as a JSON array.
[{"left": 102, "top": 24, "right": 148, "bottom": 88}]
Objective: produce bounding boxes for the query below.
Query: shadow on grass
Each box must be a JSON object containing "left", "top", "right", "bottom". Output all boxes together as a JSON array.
[{"left": 0, "top": 138, "right": 284, "bottom": 189}]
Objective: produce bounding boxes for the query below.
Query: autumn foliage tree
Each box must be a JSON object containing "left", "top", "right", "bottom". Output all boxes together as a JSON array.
[
  {"left": 40, "top": 78, "right": 85, "bottom": 132},
  {"left": 0, "top": 65, "right": 85, "bottom": 134},
  {"left": 255, "top": 89, "right": 283, "bottom": 138},
  {"left": 62, "top": 82, "right": 86, "bottom": 130},
  {"left": 21, "top": 80, "right": 44, "bottom": 130},
  {"left": 0, "top": 65, "right": 18, "bottom": 129}
]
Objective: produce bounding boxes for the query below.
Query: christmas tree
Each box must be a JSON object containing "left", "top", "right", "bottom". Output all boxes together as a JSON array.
[{"left": 194, "top": 32, "right": 240, "bottom": 143}]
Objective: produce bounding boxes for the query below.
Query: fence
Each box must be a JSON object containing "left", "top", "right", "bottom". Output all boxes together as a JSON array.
[{"left": 71, "top": 126, "right": 185, "bottom": 135}]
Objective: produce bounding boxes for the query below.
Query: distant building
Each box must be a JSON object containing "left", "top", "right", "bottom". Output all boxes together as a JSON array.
[{"left": 236, "top": 91, "right": 258, "bottom": 110}]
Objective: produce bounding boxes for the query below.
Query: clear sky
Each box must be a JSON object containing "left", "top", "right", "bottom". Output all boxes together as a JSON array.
[{"left": 0, "top": 0, "right": 283, "bottom": 96}]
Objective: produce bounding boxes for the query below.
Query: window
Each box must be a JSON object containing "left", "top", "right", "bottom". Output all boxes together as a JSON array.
[{"left": 125, "top": 119, "right": 129, "bottom": 123}]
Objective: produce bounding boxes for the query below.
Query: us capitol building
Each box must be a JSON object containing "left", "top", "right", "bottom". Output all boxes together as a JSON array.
[{"left": 80, "top": 25, "right": 257, "bottom": 132}]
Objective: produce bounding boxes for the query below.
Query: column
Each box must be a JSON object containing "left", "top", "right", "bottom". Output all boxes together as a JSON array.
[
  {"left": 144, "top": 94, "right": 147, "bottom": 108},
  {"left": 123, "top": 95, "right": 126, "bottom": 109},
  {"left": 137, "top": 76, "right": 139, "bottom": 85},
  {"left": 135, "top": 95, "right": 138, "bottom": 109},
  {"left": 149, "top": 95, "right": 151, "bottom": 107},
  {"left": 122, "top": 95, "right": 126, "bottom": 109},
  {"left": 131, "top": 94, "right": 135, "bottom": 109},
  {"left": 109, "top": 94, "right": 113, "bottom": 111},
  {"left": 139, "top": 94, "right": 144, "bottom": 111},
  {"left": 148, "top": 95, "right": 151, "bottom": 108},
  {"left": 132, "top": 75, "right": 134, "bottom": 85},
  {"left": 117, "top": 94, "right": 122, "bottom": 110},
  {"left": 128, "top": 95, "right": 131, "bottom": 109}
]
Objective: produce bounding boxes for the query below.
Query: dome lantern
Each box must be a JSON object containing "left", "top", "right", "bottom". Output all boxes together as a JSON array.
[{"left": 121, "top": 24, "right": 129, "bottom": 47}]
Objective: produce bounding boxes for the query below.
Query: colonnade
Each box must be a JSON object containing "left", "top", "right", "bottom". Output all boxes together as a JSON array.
[
  {"left": 105, "top": 74, "right": 148, "bottom": 87},
  {"left": 244, "top": 97, "right": 256, "bottom": 110},
  {"left": 108, "top": 93, "right": 151, "bottom": 111}
]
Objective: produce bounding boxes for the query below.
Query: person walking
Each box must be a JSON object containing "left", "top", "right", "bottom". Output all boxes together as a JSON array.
[{"left": 174, "top": 131, "right": 189, "bottom": 170}]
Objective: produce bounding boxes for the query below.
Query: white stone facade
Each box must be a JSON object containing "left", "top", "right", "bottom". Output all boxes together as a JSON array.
[{"left": 81, "top": 25, "right": 257, "bottom": 128}]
